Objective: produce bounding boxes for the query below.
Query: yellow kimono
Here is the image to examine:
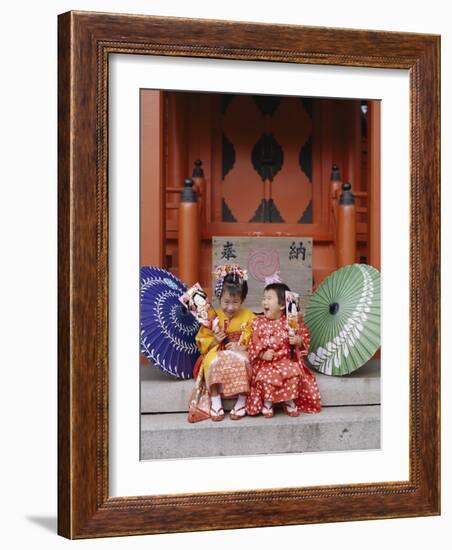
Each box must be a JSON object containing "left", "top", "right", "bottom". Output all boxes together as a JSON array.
[{"left": 195, "top": 308, "right": 255, "bottom": 397}]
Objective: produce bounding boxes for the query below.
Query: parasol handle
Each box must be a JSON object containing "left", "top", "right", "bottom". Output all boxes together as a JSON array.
[{"left": 288, "top": 327, "right": 296, "bottom": 360}]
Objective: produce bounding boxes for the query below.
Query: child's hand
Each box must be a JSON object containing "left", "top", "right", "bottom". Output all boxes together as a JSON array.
[
  {"left": 262, "top": 350, "right": 274, "bottom": 361},
  {"left": 214, "top": 330, "right": 227, "bottom": 344},
  {"left": 289, "top": 335, "right": 301, "bottom": 346}
]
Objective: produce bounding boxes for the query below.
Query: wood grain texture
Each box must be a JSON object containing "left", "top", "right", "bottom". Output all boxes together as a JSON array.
[
  {"left": 57, "top": 11, "right": 440, "bottom": 539},
  {"left": 57, "top": 10, "right": 72, "bottom": 538}
]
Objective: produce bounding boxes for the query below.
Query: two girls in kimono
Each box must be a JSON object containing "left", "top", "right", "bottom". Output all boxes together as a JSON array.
[{"left": 195, "top": 265, "right": 321, "bottom": 421}]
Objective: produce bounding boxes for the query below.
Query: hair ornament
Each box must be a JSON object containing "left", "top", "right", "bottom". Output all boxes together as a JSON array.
[
  {"left": 264, "top": 271, "right": 283, "bottom": 286},
  {"left": 213, "top": 263, "right": 248, "bottom": 297}
]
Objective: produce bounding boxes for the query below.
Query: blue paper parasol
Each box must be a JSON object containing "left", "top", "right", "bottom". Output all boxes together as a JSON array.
[{"left": 140, "top": 267, "right": 200, "bottom": 379}]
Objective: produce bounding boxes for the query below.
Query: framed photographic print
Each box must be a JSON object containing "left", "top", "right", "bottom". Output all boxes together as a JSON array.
[{"left": 58, "top": 11, "right": 440, "bottom": 538}]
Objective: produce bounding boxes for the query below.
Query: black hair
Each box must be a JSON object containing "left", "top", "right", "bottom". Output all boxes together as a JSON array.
[
  {"left": 221, "top": 272, "right": 248, "bottom": 301},
  {"left": 192, "top": 289, "right": 207, "bottom": 301},
  {"left": 287, "top": 299, "right": 298, "bottom": 314},
  {"left": 264, "top": 282, "right": 291, "bottom": 308}
]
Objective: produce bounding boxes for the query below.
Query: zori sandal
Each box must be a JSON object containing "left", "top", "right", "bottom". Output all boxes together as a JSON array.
[
  {"left": 230, "top": 406, "right": 246, "bottom": 421},
  {"left": 262, "top": 402, "right": 274, "bottom": 418},
  {"left": 282, "top": 401, "right": 300, "bottom": 417},
  {"left": 210, "top": 406, "right": 225, "bottom": 422}
]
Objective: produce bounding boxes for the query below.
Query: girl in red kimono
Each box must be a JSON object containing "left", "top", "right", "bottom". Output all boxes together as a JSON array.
[{"left": 246, "top": 281, "right": 321, "bottom": 418}]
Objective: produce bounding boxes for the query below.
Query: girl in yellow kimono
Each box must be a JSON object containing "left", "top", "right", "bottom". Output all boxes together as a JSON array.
[{"left": 196, "top": 265, "right": 255, "bottom": 421}]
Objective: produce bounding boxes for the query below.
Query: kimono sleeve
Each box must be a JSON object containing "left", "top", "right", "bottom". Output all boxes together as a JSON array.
[
  {"left": 297, "top": 322, "right": 311, "bottom": 358},
  {"left": 239, "top": 313, "right": 256, "bottom": 347},
  {"left": 195, "top": 324, "right": 216, "bottom": 355},
  {"left": 247, "top": 318, "right": 266, "bottom": 363}
]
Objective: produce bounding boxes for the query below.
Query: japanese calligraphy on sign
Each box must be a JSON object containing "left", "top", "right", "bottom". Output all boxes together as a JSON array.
[
  {"left": 220, "top": 241, "right": 237, "bottom": 260},
  {"left": 289, "top": 241, "right": 307, "bottom": 261},
  {"left": 213, "top": 236, "right": 312, "bottom": 313}
]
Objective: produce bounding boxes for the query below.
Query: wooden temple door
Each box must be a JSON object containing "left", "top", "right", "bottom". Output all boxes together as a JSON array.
[{"left": 212, "top": 94, "right": 315, "bottom": 227}]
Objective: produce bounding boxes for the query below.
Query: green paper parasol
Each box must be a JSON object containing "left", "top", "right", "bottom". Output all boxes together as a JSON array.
[{"left": 305, "top": 264, "right": 381, "bottom": 376}]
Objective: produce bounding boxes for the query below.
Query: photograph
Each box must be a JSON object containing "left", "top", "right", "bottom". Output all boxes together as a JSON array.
[{"left": 139, "top": 90, "right": 382, "bottom": 460}]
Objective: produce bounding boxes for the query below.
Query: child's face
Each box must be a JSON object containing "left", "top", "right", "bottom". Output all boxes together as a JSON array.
[
  {"left": 220, "top": 290, "right": 242, "bottom": 319},
  {"left": 262, "top": 289, "right": 284, "bottom": 319}
]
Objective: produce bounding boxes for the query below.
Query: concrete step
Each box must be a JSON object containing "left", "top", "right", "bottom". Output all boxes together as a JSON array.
[
  {"left": 141, "top": 360, "right": 380, "bottom": 413},
  {"left": 141, "top": 405, "right": 380, "bottom": 459}
]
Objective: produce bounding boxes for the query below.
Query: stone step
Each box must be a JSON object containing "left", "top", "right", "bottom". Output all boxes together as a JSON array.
[
  {"left": 141, "top": 360, "right": 380, "bottom": 413},
  {"left": 141, "top": 404, "right": 380, "bottom": 459}
]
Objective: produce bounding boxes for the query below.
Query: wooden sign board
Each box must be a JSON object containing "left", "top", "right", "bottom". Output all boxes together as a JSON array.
[{"left": 212, "top": 236, "right": 313, "bottom": 313}]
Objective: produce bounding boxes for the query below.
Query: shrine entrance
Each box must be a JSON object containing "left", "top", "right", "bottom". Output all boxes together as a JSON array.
[{"left": 140, "top": 89, "right": 380, "bottom": 301}]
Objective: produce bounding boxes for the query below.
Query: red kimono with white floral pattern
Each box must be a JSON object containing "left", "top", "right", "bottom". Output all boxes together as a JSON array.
[{"left": 246, "top": 315, "right": 321, "bottom": 415}]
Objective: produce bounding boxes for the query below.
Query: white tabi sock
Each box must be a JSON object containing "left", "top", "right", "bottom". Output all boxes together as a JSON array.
[
  {"left": 235, "top": 394, "right": 247, "bottom": 408},
  {"left": 211, "top": 394, "right": 223, "bottom": 411},
  {"left": 232, "top": 394, "right": 247, "bottom": 415}
]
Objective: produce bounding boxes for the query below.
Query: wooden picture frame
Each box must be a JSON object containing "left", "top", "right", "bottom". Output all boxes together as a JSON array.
[{"left": 58, "top": 11, "right": 440, "bottom": 538}]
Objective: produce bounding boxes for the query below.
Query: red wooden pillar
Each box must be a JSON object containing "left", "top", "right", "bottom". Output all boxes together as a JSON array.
[
  {"left": 330, "top": 163, "right": 342, "bottom": 228},
  {"left": 347, "top": 101, "right": 362, "bottom": 194},
  {"left": 178, "top": 178, "right": 200, "bottom": 287},
  {"left": 166, "top": 92, "right": 189, "bottom": 244},
  {"left": 191, "top": 159, "right": 206, "bottom": 224},
  {"left": 167, "top": 92, "right": 189, "bottom": 187},
  {"left": 337, "top": 182, "right": 356, "bottom": 267},
  {"left": 140, "top": 91, "right": 166, "bottom": 366},
  {"left": 368, "top": 101, "right": 381, "bottom": 270},
  {"left": 140, "top": 90, "right": 165, "bottom": 267}
]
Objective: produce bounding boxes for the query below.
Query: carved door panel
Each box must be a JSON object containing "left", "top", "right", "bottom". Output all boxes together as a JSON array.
[{"left": 215, "top": 94, "right": 314, "bottom": 225}]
